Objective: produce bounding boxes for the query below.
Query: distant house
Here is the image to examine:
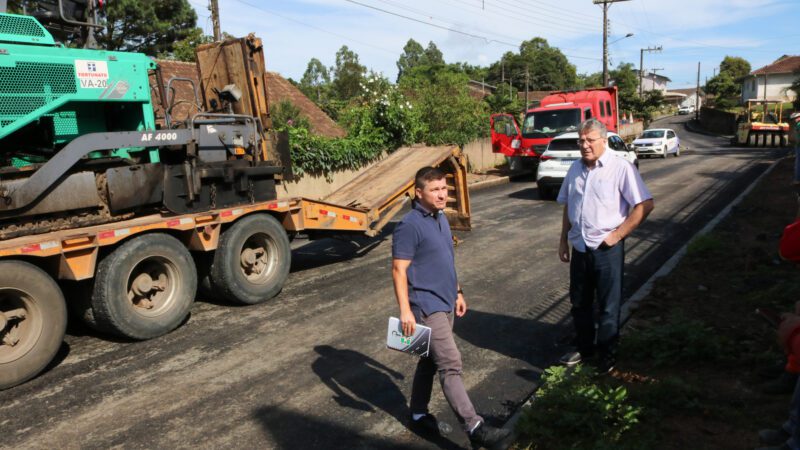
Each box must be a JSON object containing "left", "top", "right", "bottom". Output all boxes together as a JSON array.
[
  {"left": 151, "top": 60, "right": 345, "bottom": 138},
  {"left": 664, "top": 88, "right": 705, "bottom": 108},
  {"left": 741, "top": 55, "right": 800, "bottom": 103},
  {"left": 640, "top": 72, "right": 670, "bottom": 93}
]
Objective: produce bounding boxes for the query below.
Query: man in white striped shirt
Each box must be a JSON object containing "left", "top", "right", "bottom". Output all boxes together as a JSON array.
[{"left": 557, "top": 118, "right": 654, "bottom": 373}]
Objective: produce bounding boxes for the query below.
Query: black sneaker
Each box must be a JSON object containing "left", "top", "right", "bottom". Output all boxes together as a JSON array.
[
  {"left": 469, "top": 421, "right": 512, "bottom": 449},
  {"left": 593, "top": 354, "right": 616, "bottom": 374},
  {"left": 409, "top": 413, "right": 452, "bottom": 436}
]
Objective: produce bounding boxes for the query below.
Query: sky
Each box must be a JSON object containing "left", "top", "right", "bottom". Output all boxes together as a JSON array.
[{"left": 189, "top": 0, "right": 800, "bottom": 90}]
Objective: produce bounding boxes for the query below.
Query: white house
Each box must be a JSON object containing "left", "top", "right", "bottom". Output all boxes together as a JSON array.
[
  {"left": 664, "top": 88, "right": 704, "bottom": 108},
  {"left": 741, "top": 55, "right": 799, "bottom": 103},
  {"left": 640, "top": 72, "right": 670, "bottom": 93}
]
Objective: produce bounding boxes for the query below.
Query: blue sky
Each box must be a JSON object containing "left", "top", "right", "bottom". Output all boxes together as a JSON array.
[{"left": 189, "top": 0, "right": 800, "bottom": 90}]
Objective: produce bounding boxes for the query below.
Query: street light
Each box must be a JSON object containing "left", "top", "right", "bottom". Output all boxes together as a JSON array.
[{"left": 609, "top": 33, "right": 634, "bottom": 46}]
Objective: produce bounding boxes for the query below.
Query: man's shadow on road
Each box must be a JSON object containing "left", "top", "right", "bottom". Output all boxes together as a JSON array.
[{"left": 311, "top": 345, "right": 463, "bottom": 449}]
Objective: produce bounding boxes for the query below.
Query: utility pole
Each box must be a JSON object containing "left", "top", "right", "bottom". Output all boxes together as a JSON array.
[
  {"left": 593, "top": 0, "right": 631, "bottom": 86},
  {"left": 525, "top": 65, "right": 530, "bottom": 108},
  {"left": 210, "top": 0, "right": 221, "bottom": 41},
  {"left": 695, "top": 62, "right": 700, "bottom": 122},
  {"left": 639, "top": 45, "right": 662, "bottom": 96},
  {"left": 650, "top": 67, "right": 664, "bottom": 91}
]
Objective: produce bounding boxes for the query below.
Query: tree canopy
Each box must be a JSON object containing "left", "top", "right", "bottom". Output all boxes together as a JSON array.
[
  {"left": 485, "top": 38, "right": 577, "bottom": 92},
  {"left": 331, "top": 45, "right": 366, "bottom": 101},
  {"left": 396, "top": 39, "right": 446, "bottom": 81},
  {"left": 299, "top": 58, "right": 332, "bottom": 103},
  {"left": 719, "top": 56, "right": 751, "bottom": 83},
  {"left": 98, "top": 0, "right": 197, "bottom": 56}
]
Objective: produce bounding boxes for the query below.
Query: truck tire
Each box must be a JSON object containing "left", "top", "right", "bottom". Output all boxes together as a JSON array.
[
  {"left": 210, "top": 213, "right": 291, "bottom": 305},
  {"left": 91, "top": 233, "right": 197, "bottom": 340},
  {"left": 0, "top": 260, "right": 66, "bottom": 390}
]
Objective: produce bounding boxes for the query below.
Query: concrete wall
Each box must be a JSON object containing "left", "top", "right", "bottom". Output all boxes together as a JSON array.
[
  {"left": 278, "top": 139, "right": 504, "bottom": 200},
  {"left": 462, "top": 138, "right": 506, "bottom": 172},
  {"left": 700, "top": 107, "right": 737, "bottom": 135},
  {"left": 278, "top": 163, "right": 380, "bottom": 200}
]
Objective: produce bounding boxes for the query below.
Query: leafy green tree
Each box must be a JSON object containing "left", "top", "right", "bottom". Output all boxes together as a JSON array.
[
  {"left": 167, "top": 27, "right": 213, "bottom": 62},
  {"left": 397, "top": 39, "right": 425, "bottom": 81},
  {"left": 299, "top": 58, "right": 331, "bottom": 104},
  {"left": 399, "top": 67, "right": 487, "bottom": 146},
  {"left": 719, "top": 56, "right": 751, "bottom": 83},
  {"left": 486, "top": 38, "right": 577, "bottom": 92},
  {"left": 791, "top": 72, "right": 800, "bottom": 110},
  {"left": 331, "top": 45, "right": 366, "bottom": 102},
  {"left": 706, "top": 72, "right": 739, "bottom": 108},
  {"left": 484, "top": 81, "right": 524, "bottom": 114},
  {"left": 577, "top": 72, "right": 604, "bottom": 89},
  {"left": 98, "top": 0, "right": 198, "bottom": 56},
  {"left": 610, "top": 62, "right": 640, "bottom": 113},
  {"left": 424, "top": 41, "right": 444, "bottom": 66}
]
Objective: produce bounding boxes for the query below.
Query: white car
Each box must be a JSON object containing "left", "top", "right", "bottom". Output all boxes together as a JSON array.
[
  {"left": 632, "top": 128, "right": 680, "bottom": 158},
  {"left": 678, "top": 105, "right": 695, "bottom": 115},
  {"left": 536, "top": 132, "right": 638, "bottom": 200}
]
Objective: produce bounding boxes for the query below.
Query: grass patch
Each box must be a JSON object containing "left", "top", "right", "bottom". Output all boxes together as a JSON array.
[
  {"left": 516, "top": 365, "right": 641, "bottom": 450},
  {"left": 686, "top": 233, "right": 724, "bottom": 257},
  {"left": 620, "top": 313, "right": 726, "bottom": 367}
]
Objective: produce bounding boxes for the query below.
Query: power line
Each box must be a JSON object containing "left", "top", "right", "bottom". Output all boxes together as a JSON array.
[
  {"left": 344, "top": 0, "right": 601, "bottom": 60},
  {"left": 228, "top": 0, "right": 400, "bottom": 56}
]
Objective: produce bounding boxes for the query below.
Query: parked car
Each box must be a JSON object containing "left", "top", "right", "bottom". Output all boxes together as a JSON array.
[
  {"left": 536, "top": 131, "right": 638, "bottom": 200},
  {"left": 678, "top": 105, "right": 695, "bottom": 115},
  {"left": 632, "top": 128, "right": 680, "bottom": 158}
]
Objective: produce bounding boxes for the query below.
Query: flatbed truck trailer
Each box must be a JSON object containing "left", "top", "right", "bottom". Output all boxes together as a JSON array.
[{"left": 0, "top": 143, "right": 470, "bottom": 390}]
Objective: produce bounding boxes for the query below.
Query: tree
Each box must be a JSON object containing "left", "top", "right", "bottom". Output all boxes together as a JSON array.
[
  {"left": 719, "top": 56, "right": 751, "bottom": 83},
  {"left": 706, "top": 72, "right": 739, "bottom": 109},
  {"left": 396, "top": 39, "right": 446, "bottom": 82},
  {"left": 98, "top": 0, "right": 197, "bottom": 56},
  {"left": 299, "top": 58, "right": 331, "bottom": 104},
  {"left": 399, "top": 67, "right": 487, "bottom": 146},
  {"left": 577, "top": 72, "right": 604, "bottom": 89},
  {"left": 424, "top": 42, "right": 444, "bottom": 66},
  {"left": 331, "top": 45, "right": 366, "bottom": 101},
  {"left": 396, "top": 39, "right": 425, "bottom": 81},
  {"left": 610, "top": 62, "right": 640, "bottom": 113},
  {"left": 168, "top": 27, "right": 213, "bottom": 62},
  {"left": 791, "top": 72, "right": 800, "bottom": 110},
  {"left": 485, "top": 38, "right": 577, "bottom": 93}
]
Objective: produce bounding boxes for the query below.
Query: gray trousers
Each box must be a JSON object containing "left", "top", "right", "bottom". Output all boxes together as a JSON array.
[{"left": 409, "top": 311, "right": 482, "bottom": 431}]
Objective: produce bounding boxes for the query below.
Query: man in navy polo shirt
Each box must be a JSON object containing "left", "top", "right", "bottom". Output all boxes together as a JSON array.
[{"left": 392, "top": 166, "right": 510, "bottom": 448}]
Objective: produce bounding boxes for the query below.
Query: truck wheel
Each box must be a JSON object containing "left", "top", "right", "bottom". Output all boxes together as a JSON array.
[
  {"left": 210, "top": 214, "right": 291, "bottom": 305},
  {"left": 0, "top": 261, "right": 66, "bottom": 390},
  {"left": 91, "top": 233, "right": 197, "bottom": 340}
]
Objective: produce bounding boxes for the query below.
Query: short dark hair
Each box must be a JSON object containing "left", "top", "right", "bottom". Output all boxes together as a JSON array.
[{"left": 414, "top": 166, "right": 445, "bottom": 189}]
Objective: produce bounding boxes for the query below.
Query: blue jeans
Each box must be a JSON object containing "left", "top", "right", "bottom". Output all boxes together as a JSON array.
[
  {"left": 781, "top": 375, "right": 800, "bottom": 449},
  {"left": 794, "top": 146, "right": 800, "bottom": 183},
  {"left": 569, "top": 242, "right": 625, "bottom": 357}
]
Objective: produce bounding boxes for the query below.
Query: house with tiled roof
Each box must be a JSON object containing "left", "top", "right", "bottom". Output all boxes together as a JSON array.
[
  {"left": 151, "top": 60, "right": 345, "bottom": 138},
  {"left": 741, "top": 55, "right": 799, "bottom": 103}
]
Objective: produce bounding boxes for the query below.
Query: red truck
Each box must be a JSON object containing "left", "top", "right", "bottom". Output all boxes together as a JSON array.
[{"left": 490, "top": 86, "right": 620, "bottom": 163}]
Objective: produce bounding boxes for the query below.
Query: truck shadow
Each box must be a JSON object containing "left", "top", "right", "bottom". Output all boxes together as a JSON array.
[{"left": 290, "top": 223, "right": 398, "bottom": 273}]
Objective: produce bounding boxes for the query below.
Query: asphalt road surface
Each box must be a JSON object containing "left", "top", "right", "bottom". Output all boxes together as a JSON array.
[{"left": 0, "top": 116, "right": 788, "bottom": 449}]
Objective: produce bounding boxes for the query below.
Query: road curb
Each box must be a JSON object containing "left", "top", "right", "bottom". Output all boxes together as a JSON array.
[
  {"left": 468, "top": 170, "right": 533, "bottom": 192},
  {"left": 494, "top": 155, "right": 786, "bottom": 448}
]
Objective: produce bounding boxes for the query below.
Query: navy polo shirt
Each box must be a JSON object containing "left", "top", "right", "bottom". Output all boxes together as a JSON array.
[{"left": 392, "top": 201, "right": 458, "bottom": 317}]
